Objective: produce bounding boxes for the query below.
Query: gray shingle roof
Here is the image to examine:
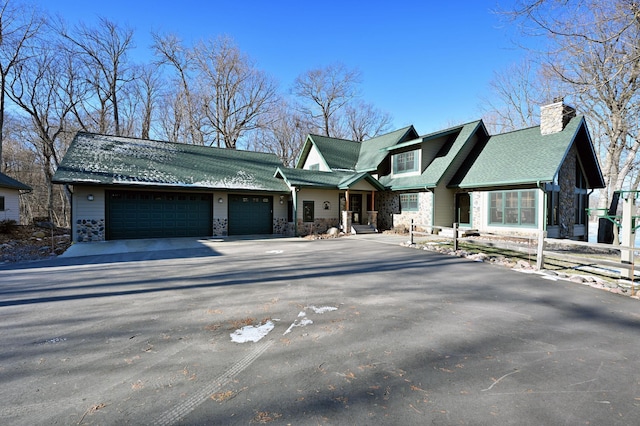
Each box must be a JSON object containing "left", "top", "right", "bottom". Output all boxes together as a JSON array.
[
  {"left": 0, "top": 172, "right": 31, "bottom": 191},
  {"left": 52, "top": 132, "right": 290, "bottom": 192}
]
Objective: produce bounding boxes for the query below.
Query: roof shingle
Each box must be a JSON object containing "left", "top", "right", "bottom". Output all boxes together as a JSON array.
[{"left": 53, "top": 133, "right": 290, "bottom": 192}]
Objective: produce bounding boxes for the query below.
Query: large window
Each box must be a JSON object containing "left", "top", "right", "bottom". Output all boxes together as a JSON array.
[
  {"left": 489, "top": 190, "right": 537, "bottom": 226},
  {"left": 575, "top": 163, "right": 588, "bottom": 225},
  {"left": 399, "top": 193, "right": 418, "bottom": 211},
  {"left": 547, "top": 191, "right": 559, "bottom": 226},
  {"left": 392, "top": 149, "right": 419, "bottom": 174}
]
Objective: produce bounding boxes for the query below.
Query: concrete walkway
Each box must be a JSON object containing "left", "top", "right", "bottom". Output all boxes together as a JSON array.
[
  {"left": 59, "top": 235, "right": 294, "bottom": 258},
  {"left": 59, "top": 233, "right": 412, "bottom": 258}
]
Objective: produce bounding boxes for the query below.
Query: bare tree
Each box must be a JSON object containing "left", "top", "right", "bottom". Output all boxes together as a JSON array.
[
  {"left": 6, "top": 33, "right": 79, "bottom": 224},
  {"left": 133, "top": 64, "right": 162, "bottom": 139},
  {"left": 247, "top": 100, "right": 305, "bottom": 166},
  {"left": 344, "top": 100, "right": 393, "bottom": 141},
  {"left": 193, "top": 36, "right": 278, "bottom": 149},
  {"left": 293, "top": 63, "right": 361, "bottom": 138},
  {"left": 505, "top": 0, "right": 640, "bottom": 207},
  {"left": 58, "top": 17, "right": 135, "bottom": 136},
  {"left": 481, "top": 59, "right": 556, "bottom": 133},
  {"left": 152, "top": 32, "right": 205, "bottom": 144},
  {"left": 0, "top": 0, "right": 44, "bottom": 166}
]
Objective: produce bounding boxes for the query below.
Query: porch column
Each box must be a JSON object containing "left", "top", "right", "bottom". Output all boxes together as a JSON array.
[
  {"left": 367, "top": 190, "right": 377, "bottom": 230},
  {"left": 342, "top": 209, "right": 353, "bottom": 234}
]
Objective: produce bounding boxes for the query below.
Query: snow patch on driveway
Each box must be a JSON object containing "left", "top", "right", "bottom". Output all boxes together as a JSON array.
[
  {"left": 284, "top": 305, "right": 338, "bottom": 335},
  {"left": 230, "top": 321, "right": 275, "bottom": 343}
]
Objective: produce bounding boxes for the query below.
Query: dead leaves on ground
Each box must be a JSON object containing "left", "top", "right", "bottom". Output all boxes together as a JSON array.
[{"left": 251, "top": 411, "right": 282, "bottom": 423}]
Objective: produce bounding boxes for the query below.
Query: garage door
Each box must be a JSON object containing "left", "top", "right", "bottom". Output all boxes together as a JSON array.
[
  {"left": 106, "top": 190, "right": 212, "bottom": 240},
  {"left": 228, "top": 195, "right": 273, "bottom": 235}
]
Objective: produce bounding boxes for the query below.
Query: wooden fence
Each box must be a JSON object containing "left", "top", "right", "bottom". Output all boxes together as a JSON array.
[{"left": 409, "top": 219, "right": 637, "bottom": 279}]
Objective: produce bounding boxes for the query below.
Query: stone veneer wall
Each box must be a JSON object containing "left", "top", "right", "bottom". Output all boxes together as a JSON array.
[
  {"left": 472, "top": 192, "right": 482, "bottom": 230},
  {"left": 76, "top": 218, "right": 105, "bottom": 242},
  {"left": 296, "top": 218, "right": 339, "bottom": 236},
  {"left": 212, "top": 218, "right": 228, "bottom": 236},
  {"left": 273, "top": 217, "right": 288, "bottom": 235},
  {"left": 557, "top": 144, "right": 577, "bottom": 238},
  {"left": 376, "top": 190, "right": 432, "bottom": 232}
]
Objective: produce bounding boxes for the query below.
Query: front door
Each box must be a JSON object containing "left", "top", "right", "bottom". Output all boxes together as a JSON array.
[
  {"left": 350, "top": 194, "right": 362, "bottom": 224},
  {"left": 455, "top": 193, "right": 471, "bottom": 225}
]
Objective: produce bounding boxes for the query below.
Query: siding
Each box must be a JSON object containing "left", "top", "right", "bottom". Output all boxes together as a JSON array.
[
  {"left": 303, "top": 145, "right": 330, "bottom": 171},
  {"left": 433, "top": 186, "right": 455, "bottom": 227},
  {"left": 72, "top": 186, "right": 106, "bottom": 242},
  {"left": 0, "top": 188, "right": 21, "bottom": 222}
]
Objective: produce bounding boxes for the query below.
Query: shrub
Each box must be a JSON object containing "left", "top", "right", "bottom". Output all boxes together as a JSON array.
[{"left": 0, "top": 219, "right": 17, "bottom": 234}]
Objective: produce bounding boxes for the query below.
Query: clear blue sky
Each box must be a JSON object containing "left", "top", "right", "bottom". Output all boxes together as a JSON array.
[{"left": 35, "top": 0, "right": 525, "bottom": 135}]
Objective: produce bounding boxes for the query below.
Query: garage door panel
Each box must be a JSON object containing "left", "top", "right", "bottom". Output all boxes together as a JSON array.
[
  {"left": 228, "top": 194, "right": 273, "bottom": 235},
  {"left": 107, "top": 190, "right": 212, "bottom": 240}
]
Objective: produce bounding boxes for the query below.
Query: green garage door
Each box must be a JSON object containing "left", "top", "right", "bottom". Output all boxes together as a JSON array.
[
  {"left": 106, "top": 190, "right": 212, "bottom": 240},
  {"left": 228, "top": 194, "right": 273, "bottom": 235}
]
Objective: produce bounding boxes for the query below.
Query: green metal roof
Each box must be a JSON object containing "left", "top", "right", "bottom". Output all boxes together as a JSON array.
[
  {"left": 52, "top": 132, "right": 290, "bottom": 192},
  {"left": 0, "top": 172, "right": 31, "bottom": 191},
  {"left": 378, "top": 121, "right": 484, "bottom": 190},
  {"left": 454, "top": 116, "right": 603, "bottom": 189},
  {"left": 275, "top": 168, "right": 385, "bottom": 191}
]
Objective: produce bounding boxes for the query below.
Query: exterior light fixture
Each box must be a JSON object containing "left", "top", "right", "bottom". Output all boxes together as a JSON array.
[
  {"left": 87, "top": 194, "right": 94, "bottom": 201},
  {"left": 279, "top": 195, "right": 285, "bottom": 205},
  {"left": 218, "top": 197, "right": 224, "bottom": 203}
]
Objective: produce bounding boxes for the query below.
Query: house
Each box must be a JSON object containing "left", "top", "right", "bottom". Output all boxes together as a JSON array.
[
  {"left": 0, "top": 172, "right": 31, "bottom": 223},
  {"left": 282, "top": 99, "right": 604, "bottom": 240},
  {"left": 53, "top": 100, "right": 604, "bottom": 242}
]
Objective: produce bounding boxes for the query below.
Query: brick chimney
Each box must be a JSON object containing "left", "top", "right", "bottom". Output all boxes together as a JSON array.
[{"left": 540, "top": 98, "right": 576, "bottom": 135}]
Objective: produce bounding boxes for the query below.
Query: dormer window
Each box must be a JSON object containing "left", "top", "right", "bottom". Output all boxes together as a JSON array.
[{"left": 392, "top": 149, "right": 420, "bottom": 175}]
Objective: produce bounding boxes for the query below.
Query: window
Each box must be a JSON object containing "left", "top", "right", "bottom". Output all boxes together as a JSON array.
[
  {"left": 547, "top": 191, "right": 559, "bottom": 226},
  {"left": 303, "top": 201, "right": 314, "bottom": 222},
  {"left": 575, "top": 161, "right": 588, "bottom": 225},
  {"left": 489, "top": 190, "right": 537, "bottom": 226},
  {"left": 392, "top": 149, "right": 419, "bottom": 174},
  {"left": 399, "top": 193, "right": 418, "bottom": 211},
  {"left": 0, "top": 196, "right": 4, "bottom": 211}
]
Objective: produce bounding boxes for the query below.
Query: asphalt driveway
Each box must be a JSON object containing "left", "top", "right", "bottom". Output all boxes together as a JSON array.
[{"left": 1, "top": 235, "right": 639, "bottom": 425}]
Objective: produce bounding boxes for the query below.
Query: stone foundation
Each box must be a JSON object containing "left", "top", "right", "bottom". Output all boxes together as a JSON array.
[
  {"left": 273, "top": 217, "right": 288, "bottom": 235},
  {"left": 76, "top": 218, "right": 105, "bottom": 242},
  {"left": 297, "top": 218, "right": 339, "bottom": 236},
  {"left": 212, "top": 218, "right": 228, "bottom": 236}
]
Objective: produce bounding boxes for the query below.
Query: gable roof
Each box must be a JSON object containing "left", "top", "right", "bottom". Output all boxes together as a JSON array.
[
  {"left": 295, "top": 126, "right": 418, "bottom": 173},
  {"left": 452, "top": 116, "right": 605, "bottom": 189},
  {"left": 0, "top": 172, "right": 31, "bottom": 191},
  {"left": 274, "top": 167, "right": 385, "bottom": 191},
  {"left": 52, "top": 132, "right": 290, "bottom": 192},
  {"left": 377, "top": 121, "right": 485, "bottom": 190},
  {"left": 295, "top": 134, "right": 361, "bottom": 171},
  {"left": 355, "top": 126, "right": 418, "bottom": 172}
]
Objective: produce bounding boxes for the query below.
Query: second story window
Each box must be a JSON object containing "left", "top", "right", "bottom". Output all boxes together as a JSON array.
[{"left": 392, "top": 149, "right": 419, "bottom": 175}]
